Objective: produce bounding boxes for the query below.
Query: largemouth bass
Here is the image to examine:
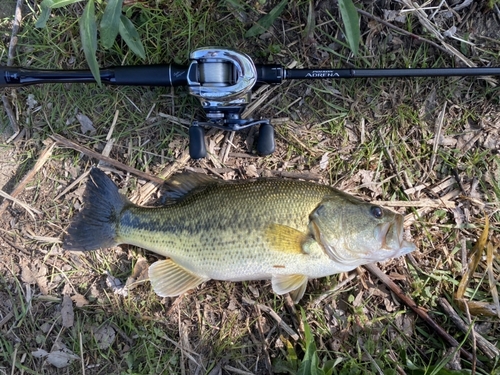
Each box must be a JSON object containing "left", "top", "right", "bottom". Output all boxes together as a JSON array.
[{"left": 64, "top": 168, "right": 416, "bottom": 302}]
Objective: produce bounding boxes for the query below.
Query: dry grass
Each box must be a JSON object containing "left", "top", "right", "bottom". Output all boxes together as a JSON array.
[{"left": 1, "top": 1, "right": 499, "bottom": 374}]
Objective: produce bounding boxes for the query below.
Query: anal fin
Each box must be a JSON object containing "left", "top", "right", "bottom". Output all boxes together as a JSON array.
[
  {"left": 148, "top": 259, "right": 209, "bottom": 297},
  {"left": 272, "top": 274, "right": 308, "bottom": 303}
]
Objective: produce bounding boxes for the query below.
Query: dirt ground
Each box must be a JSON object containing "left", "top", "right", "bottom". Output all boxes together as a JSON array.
[{"left": 1, "top": 1, "right": 500, "bottom": 374}]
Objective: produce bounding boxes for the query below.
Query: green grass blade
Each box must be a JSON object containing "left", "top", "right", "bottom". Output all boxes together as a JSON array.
[
  {"left": 224, "top": 0, "right": 247, "bottom": 12},
  {"left": 297, "top": 308, "right": 323, "bottom": 375},
  {"left": 35, "top": 4, "right": 51, "bottom": 28},
  {"left": 245, "top": 0, "right": 289, "bottom": 38},
  {"left": 118, "top": 15, "right": 146, "bottom": 59},
  {"left": 41, "top": 0, "right": 84, "bottom": 9},
  {"left": 303, "top": 0, "right": 315, "bottom": 39},
  {"left": 39, "top": 0, "right": 55, "bottom": 7},
  {"left": 338, "top": 0, "right": 360, "bottom": 55},
  {"left": 100, "top": 0, "right": 124, "bottom": 49},
  {"left": 79, "top": 0, "right": 101, "bottom": 85},
  {"left": 36, "top": 0, "right": 84, "bottom": 28}
]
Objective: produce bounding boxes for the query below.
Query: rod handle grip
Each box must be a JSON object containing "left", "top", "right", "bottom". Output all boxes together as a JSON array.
[{"left": 112, "top": 64, "right": 188, "bottom": 86}]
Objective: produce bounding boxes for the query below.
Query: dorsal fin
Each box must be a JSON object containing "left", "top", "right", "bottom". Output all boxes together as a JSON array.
[{"left": 162, "top": 172, "right": 219, "bottom": 202}]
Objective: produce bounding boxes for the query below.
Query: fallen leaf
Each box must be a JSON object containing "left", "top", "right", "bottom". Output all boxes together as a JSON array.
[
  {"left": 384, "top": 297, "right": 395, "bottom": 312},
  {"left": 26, "top": 94, "right": 38, "bottom": 110},
  {"left": 31, "top": 348, "right": 49, "bottom": 358},
  {"left": 40, "top": 322, "right": 52, "bottom": 333},
  {"left": 37, "top": 279, "right": 49, "bottom": 295},
  {"left": 46, "top": 349, "right": 79, "bottom": 368},
  {"left": 61, "top": 294, "right": 74, "bottom": 328},
  {"left": 34, "top": 339, "right": 80, "bottom": 368},
  {"left": 356, "top": 170, "right": 382, "bottom": 196},
  {"left": 227, "top": 297, "right": 238, "bottom": 311},
  {"left": 486, "top": 242, "right": 500, "bottom": 318},
  {"left": 248, "top": 285, "right": 259, "bottom": 298},
  {"left": 245, "top": 164, "right": 259, "bottom": 178},
  {"left": 93, "top": 324, "right": 116, "bottom": 350},
  {"left": 319, "top": 153, "right": 329, "bottom": 170},
  {"left": 71, "top": 293, "right": 89, "bottom": 308},
  {"left": 483, "top": 132, "right": 499, "bottom": 150},
  {"left": 105, "top": 271, "right": 128, "bottom": 296},
  {"left": 383, "top": 9, "right": 405, "bottom": 23},
  {"left": 130, "top": 256, "right": 149, "bottom": 279},
  {"left": 76, "top": 113, "right": 96, "bottom": 135},
  {"left": 20, "top": 259, "right": 37, "bottom": 284},
  {"left": 126, "top": 257, "right": 149, "bottom": 290}
]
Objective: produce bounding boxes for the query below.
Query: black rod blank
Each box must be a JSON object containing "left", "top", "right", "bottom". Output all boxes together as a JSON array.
[
  {"left": 2, "top": 64, "right": 500, "bottom": 88},
  {"left": 283, "top": 67, "right": 500, "bottom": 80}
]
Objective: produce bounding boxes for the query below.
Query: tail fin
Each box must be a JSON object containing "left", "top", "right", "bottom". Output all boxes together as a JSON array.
[{"left": 63, "top": 168, "right": 127, "bottom": 251}]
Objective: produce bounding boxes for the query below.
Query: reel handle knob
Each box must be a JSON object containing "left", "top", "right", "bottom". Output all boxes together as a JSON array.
[
  {"left": 189, "top": 125, "right": 207, "bottom": 159},
  {"left": 257, "top": 122, "right": 275, "bottom": 156}
]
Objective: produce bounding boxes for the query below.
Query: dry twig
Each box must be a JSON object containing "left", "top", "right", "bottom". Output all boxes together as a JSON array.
[
  {"left": 0, "top": 189, "right": 42, "bottom": 219},
  {"left": 437, "top": 298, "right": 499, "bottom": 360},
  {"left": 7, "top": 0, "right": 23, "bottom": 66},
  {"left": 242, "top": 297, "right": 299, "bottom": 341},
  {"left": 2, "top": 0, "right": 23, "bottom": 139},
  {"left": 430, "top": 102, "right": 447, "bottom": 172},
  {"left": 130, "top": 148, "right": 191, "bottom": 205},
  {"left": 1, "top": 95, "right": 19, "bottom": 141},
  {"left": 51, "top": 134, "right": 165, "bottom": 184},
  {"left": 0, "top": 140, "right": 56, "bottom": 215},
  {"left": 364, "top": 263, "right": 484, "bottom": 368},
  {"left": 357, "top": 8, "right": 450, "bottom": 56}
]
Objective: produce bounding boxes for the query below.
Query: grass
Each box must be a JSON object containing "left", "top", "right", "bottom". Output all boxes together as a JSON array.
[{"left": 0, "top": 0, "right": 499, "bottom": 374}]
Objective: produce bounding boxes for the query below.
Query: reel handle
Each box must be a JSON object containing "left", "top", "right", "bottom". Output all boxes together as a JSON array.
[
  {"left": 256, "top": 122, "right": 275, "bottom": 156},
  {"left": 189, "top": 125, "right": 207, "bottom": 159}
]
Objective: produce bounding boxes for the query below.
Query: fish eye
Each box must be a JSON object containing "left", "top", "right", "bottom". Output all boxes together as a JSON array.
[{"left": 370, "top": 206, "right": 383, "bottom": 219}]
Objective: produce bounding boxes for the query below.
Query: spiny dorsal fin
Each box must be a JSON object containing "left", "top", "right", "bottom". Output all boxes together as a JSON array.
[
  {"left": 264, "top": 224, "right": 308, "bottom": 254},
  {"left": 163, "top": 172, "right": 218, "bottom": 201},
  {"left": 148, "top": 259, "right": 209, "bottom": 297},
  {"left": 271, "top": 274, "right": 308, "bottom": 302}
]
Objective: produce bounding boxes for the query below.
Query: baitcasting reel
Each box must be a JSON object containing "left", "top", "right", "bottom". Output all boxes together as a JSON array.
[
  {"left": 183, "top": 48, "right": 275, "bottom": 159},
  {"left": 2, "top": 46, "right": 500, "bottom": 159}
]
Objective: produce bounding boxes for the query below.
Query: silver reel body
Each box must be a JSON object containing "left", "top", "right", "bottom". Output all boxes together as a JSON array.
[{"left": 184, "top": 47, "right": 274, "bottom": 159}]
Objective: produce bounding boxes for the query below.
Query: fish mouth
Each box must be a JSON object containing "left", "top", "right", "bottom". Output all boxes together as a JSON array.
[{"left": 377, "top": 217, "right": 416, "bottom": 255}]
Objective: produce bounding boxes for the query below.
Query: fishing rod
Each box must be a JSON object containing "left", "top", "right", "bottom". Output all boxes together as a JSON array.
[{"left": 2, "top": 47, "right": 500, "bottom": 158}]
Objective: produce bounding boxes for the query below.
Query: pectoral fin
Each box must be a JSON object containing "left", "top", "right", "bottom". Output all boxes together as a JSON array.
[
  {"left": 289, "top": 280, "right": 308, "bottom": 303},
  {"left": 148, "top": 259, "right": 209, "bottom": 297},
  {"left": 265, "top": 224, "right": 308, "bottom": 254},
  {"left": 271, "top": 274, "right": 308, "bottom": 303}
]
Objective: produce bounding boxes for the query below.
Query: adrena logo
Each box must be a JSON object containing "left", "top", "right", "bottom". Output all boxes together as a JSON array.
[{"left": 305, "top": 71, "right": 340, "bottom": 78}]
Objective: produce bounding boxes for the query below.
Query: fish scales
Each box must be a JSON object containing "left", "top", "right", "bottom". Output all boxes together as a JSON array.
[{"left": 64, "top": 168, "right": 416, "bottom": 302}]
